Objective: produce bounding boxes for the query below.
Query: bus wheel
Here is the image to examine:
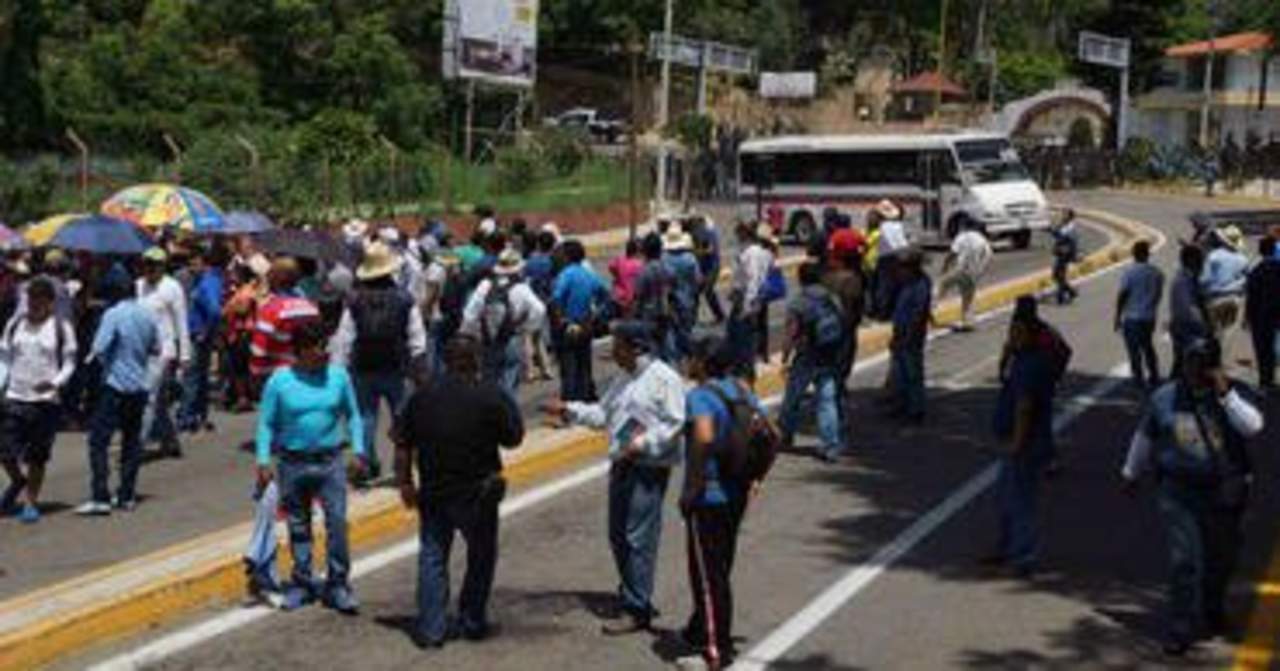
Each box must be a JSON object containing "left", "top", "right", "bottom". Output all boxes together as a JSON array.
[
  {"left": 1011, "top": 230, "right": 1032, "bottom": 249},
  {"left": 791, "top": 213, "right": 817, "bottom": 245}
]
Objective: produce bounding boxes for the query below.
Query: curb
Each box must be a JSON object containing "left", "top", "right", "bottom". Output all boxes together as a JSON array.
[{"left": 0, "top": 208, "right": 1152, "bottom": 671}]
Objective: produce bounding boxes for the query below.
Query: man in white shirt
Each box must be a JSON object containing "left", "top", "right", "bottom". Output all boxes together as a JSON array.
[
  {"left": 461, "top": 249, "right": 546, "bottom": 397},
  {"left": 544, "top": 321, "right": 686, "bottom": 635},
  {"left": 728, "top": 222, "right": 774, "bottom": 379},
  {"left": 137, "top": 247, "right": 191, "bottom": 458},
  {"left": 0, "top": 278, "right": 77, "bottom": 523},
  {"left": 939, "top": 220, "right": 994, "bottom": 332}
]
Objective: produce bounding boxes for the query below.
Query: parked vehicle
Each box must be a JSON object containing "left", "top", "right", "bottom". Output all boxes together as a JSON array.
[
  {"left": 543, "top": 107, "right": 627, "bottom": 144},
  {"left": 737, "top": 131, "right": 1053, "bottom": 249}
]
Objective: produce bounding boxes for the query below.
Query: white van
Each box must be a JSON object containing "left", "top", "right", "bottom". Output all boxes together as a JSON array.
[{"left": 737, "top": 132, "right": 1052, "bottom": 248}]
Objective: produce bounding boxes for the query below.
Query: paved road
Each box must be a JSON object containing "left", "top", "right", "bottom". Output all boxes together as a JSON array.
[{"left": 55, "top": 190, "right": 1280, "bottom": 669}]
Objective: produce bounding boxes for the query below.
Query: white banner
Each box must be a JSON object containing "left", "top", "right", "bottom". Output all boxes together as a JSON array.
[
  {"left": 759, "top": 72, "right": 817, "bottom": 99},
  {"left": 454, "top": 0, "right": 539, "bottom": 87}
]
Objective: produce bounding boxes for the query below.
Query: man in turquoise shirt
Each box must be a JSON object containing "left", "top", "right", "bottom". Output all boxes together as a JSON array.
[{"left": 255, "top": 321, "right": 366, "bottom": 614}]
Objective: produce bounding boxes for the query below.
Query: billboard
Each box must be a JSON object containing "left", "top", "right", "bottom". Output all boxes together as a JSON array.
[
  {"left": 759, "top": 72, "right": 816, "bottom": 99},
  {"left": 447, "top": 0, "right": 539, "bottom": 87}
]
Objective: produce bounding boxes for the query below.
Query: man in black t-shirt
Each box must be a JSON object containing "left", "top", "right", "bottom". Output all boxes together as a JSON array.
[{"left": 393, "top": 336, "right": 524, "bottom": 650}]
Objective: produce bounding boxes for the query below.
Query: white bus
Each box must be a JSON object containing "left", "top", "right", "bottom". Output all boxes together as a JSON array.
[{"left": 737, "top": 132, "right": 1053, "bottom": 249}]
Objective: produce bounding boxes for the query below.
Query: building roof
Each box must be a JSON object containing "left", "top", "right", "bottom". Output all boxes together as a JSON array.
[
  {"left": 890, "top": 71, "right": 968, "bottom": 97},
  {"left": 1165, "top": 31, "right": 1273, "bottom": 57}
]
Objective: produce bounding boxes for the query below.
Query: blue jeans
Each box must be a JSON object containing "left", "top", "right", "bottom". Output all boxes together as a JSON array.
[
  {"left": 354, "top": 370, "right": 406, "bottom": 470},
  {"left": 88, "top": 387, "right": 148, "bottom": 503},
  {"left": 177, "top": 336, "right": 214, "bottom": 431},
  {"left": 1121, "top": 320, "right": 1159, "bottom": 387},
  {"left": 890, "top": 345, "right": 925, "bottom": 418},
  {"left": 558, "top": 327, "right": 595, "bottom": 402},
  {"left": 778, "top": 358, "right": 844, "bottom": 456},
  {"left": 483, "top": 339, "right": 523, "bottom": 399},
  {"left": 143, "top": 358, "right": 179, "bottom": 447},
  {"left": 608, "top": 462, "right": 671, "bottom": 618},
  {"left": 279, "top": 454, "right": 351, "bottom": 593},
  {"left": 416, "top": 489, "right": 501, "bottom": 644},
  {"left": 997, "top": 451, "right": 1045, "bottom": 569},
  {"left": 1156, "top": 482, "right": 1242, "bottom": 642}
]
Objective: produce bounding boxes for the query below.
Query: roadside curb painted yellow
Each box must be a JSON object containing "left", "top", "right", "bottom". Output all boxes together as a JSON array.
[{"left": 0, "top": 207, "right": 1151, "bottom": 671}]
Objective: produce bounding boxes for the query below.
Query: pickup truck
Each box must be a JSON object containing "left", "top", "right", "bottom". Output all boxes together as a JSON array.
[{"left": 543, "top": 108, "right": 626, "bottom": 144}]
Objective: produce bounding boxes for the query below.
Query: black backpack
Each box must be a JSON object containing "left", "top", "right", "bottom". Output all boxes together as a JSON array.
[
  {"left": 705, "top": 380, "right": 779, "bottom": 486},
  {"left": 350, "top": 288, "right": 412, "bottom": 372},
  {"left": 479, "top": 282, "right": 525, "bottom": 348}
]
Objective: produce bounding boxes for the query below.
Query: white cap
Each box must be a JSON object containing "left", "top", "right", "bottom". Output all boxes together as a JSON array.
[{"left": 478, "top": 218, "right": 498, "bottom": 237}]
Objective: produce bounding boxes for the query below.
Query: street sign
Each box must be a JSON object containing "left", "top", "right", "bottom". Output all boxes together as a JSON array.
[
  {"left": 649, "top": 32, "right": 757, "bottom": 75},
  {"left": 1078, "top": 31, "right": 1130, "bottom": 69},
  {"left": 443, "top": 0, "right": 539, "bottom": 87},
  {"left": 759, "top": 72, "right": 817, "bottom": 99}
]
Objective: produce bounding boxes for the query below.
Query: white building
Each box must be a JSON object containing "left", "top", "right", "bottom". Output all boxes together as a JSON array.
[{"left": 1132, "top": 31, "right": 1280, "bottom": 148}]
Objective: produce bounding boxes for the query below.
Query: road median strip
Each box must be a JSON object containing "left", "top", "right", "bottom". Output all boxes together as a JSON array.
[{"left": 0, "top": 206, "right": 1149, "bottom": 671}]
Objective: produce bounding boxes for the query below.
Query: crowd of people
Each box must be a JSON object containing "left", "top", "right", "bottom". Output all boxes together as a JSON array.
[{"left": 0, "top": 198, "right": 1276, "bottom": 668}]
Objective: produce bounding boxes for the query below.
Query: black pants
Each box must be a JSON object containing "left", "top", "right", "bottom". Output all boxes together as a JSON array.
[
  {"left": 836, "top": 329, "right": 859, "bottom": 438},
  {"left": 1249, "top": 320, "right": 1277, "bottom": 387},
  {"left": 1053, "top": 258, "right": 1076, "bottom": 303},
  {"left": 699, "top": 273, "right": 725, "bottom": 323},
  {"left": 684, "top": 501, "right": 745, "bottom": 664}
]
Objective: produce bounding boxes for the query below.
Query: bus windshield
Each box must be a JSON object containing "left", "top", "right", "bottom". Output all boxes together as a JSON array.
[{"left": 955, "top": 140, "right": 1031, "bottom": 185}]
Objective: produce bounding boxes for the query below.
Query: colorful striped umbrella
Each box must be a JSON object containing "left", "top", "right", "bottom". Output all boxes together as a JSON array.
[
  {"left": 101, "top": 184, "right": 224, "bottom": 232},
  {"left": 23, "top": 213, "right": 88, "bottom": 247}
]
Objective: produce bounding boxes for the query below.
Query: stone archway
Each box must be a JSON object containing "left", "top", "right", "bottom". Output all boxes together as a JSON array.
[{"left": 991, "top": 87, "right": 1113, "bottom": 146}]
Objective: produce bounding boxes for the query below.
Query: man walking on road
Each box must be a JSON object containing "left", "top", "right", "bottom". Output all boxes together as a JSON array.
[
  {"left": 76, "top": 272, "right": 158, "bottom": 516},
  {"left": 0, "top": 278, "right": 77, "bottom": 523},
  {"left": 331, "top": 242, "right": 428, "bottom": 482},
  {"left": 634, "top": 232, "right": 677, "bottom": 362},
  {"left": 462, "top": 249, "right": 545, "bottom": 397},
  {"left": 1050, "top": 209, "right": 1080, "bottom": 305},
  {"left": 256, "top": 321, "right": 367, "bottom": 614},
  {"left": 177, "top": 247, "right": 225, "bottom": 433},
  {"left": 394, "top": 336, "right": 524, "bottom": 649},
  {"left": 986, "top": 301, "right": 1059, "bottom": 577},
  {"left": 1200, "top": 226, "right": 1250, "bottom": 367},
  {"left": 250, "top": 258, "right": 321, "bottom": 391},
  {"left": 1169, "top": 245, "right": 1211, "bottom": 379},
  {"left": 137, "top": 247, "right": 190, "bottom": 458},
  {"left": 545, "top": 322, "right": 686, "bottom": 635},
  {"left": 1114, "top": 240, "right": 1165, "bottom": 390},
  {"left": 1121, "top": 338, "right": 1264, "bottom": 656},
  {"left": 888, "top": 250, "right": 932, "bottom": 424},
  {"left": 728, "top": 222, "right": 772, "bottom": 380},
  {"left": 1245, "top": 236, "right": 1280, "bottom": 389},
  {"left": 663, "top": 227, "right": 704, "bottom": 363},
  {"left": 779, "top": 262, "right": 847, "bottom": 462},
  {"left": 939, "top": 220, "right": 993, "bottom": 331}
]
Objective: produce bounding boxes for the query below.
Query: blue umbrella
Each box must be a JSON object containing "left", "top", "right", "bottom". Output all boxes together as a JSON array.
[
  {"left": 49, "top": 214, "right": 155, "bottom": 255},
  {"left": 220, "top": 211, "right": 275, "bottom": 235}
]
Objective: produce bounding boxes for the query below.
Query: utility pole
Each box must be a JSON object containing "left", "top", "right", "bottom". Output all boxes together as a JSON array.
[
  {"left": 65, "top": 128, "right": 89, "bottom": 212},
  {"left": 934, "top": 0, "right": 950, "bottom": 124},
  {"left": 1199, "top": 0, "right": 1218, "bottom": 148},
  {"left": 629, "top": 40, "right": 641, "bottom": 241},
  {"left": 655, "top": 0, "right": 674, "bottom": 212}
]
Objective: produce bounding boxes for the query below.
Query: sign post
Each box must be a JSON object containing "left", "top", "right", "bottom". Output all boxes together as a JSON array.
[{"left": 1078, "top": 31, "right": 1132, "bottom": 151}]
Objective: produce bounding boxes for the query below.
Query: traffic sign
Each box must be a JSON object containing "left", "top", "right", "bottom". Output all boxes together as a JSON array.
[
  {"left": 649, "top": 32, "right": 756, "bottom": 75},
  {"left": 1078, "top": 31, "right": 1130, "bottom": 69}
]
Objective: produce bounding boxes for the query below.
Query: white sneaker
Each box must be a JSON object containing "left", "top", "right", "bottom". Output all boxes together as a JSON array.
[
  {"left": 111, "top": 496, "right": 138, "bottom": 512},
  {"left": 74, "top": 501, "right": 112, "bottom": 516}
]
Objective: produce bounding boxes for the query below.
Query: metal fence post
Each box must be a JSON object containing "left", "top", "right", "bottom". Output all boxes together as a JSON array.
[{"left": 64, "top": 128, "right": 89, "bottom": 212}]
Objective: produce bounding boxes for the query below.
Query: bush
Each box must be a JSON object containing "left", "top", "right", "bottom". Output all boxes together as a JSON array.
[
  {"left": 1117, "top": 137, "right": 1157, "bottom": 182},
  {"left": 539, "top": 128, "right": 588, "bottom": 177},
  {"left": 493, "top": 146, "right": 544, "bottom": 194},
  {"left": 0, "top": 157, "right": 58, "bottom": 224}
]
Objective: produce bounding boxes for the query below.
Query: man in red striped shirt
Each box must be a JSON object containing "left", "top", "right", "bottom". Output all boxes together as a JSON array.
[{"left": 250, "top": 258, "right": 320, "bottom": 391}]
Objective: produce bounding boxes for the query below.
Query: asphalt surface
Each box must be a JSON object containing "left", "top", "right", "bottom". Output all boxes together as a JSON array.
[
  {"left": 0, "top": 204, "right": 1105, "bottom": 602},
  {"left": 54, "top": 190, "right": 1280, "bottom": 670}
]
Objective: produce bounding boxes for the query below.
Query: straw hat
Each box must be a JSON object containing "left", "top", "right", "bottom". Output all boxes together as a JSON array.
[
  {"left": 493, "top": 248, "right": 525, "bottom": 276},
  {"left": 378, "top": 226, "right": 402, "bottom": 246},
  {"left": 662, "top": 224, "right": 694, "bottom": 252},
  {"left": 874, "top": 199, "right": 903, "bottom": 221},
  {"left": 1216, "top": 225, "right": 1245, "bottom": 251},
  {"left": 356, "top": 241, "right": 403, "bottom": 281},
  {"left": 142, "top": 247, "right": 169, "bottom": 264}
]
